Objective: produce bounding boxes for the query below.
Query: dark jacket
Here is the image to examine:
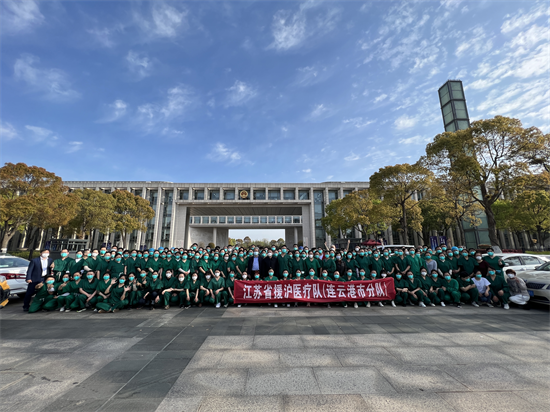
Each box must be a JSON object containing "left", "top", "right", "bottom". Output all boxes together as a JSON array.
[
  {"left": 247, "top": 255, "right": 263, "bottom": 273},
  {"left": 26, "top": 257, "right": 54, "bottom": 283},
  {"left": 260, "top": 257, "right": 278, "bottom": 278}
]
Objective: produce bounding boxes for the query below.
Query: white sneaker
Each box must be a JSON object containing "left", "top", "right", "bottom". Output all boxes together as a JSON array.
[
  {"left": 430, "top": 303, "right": 435, "bottom": 307},
  {"left": 441, "top": 302, "right": 446, "bottom": 307},
  {"left": 378, "top": 302, "right": 384, "bottom": 307},
  {"left": 353, "top": 302, "right": 358, "bottom": 308},
  {"left": 294, "top": 302, "right": 298, "bottom": 307},
  {"left": 343, "top": 304, "right": 347, "bottom": 308},
  {"left": 327, "top": 303, "right": 331, "bottom": 308},
  {"left": 472, "top": 302, "right": 479, "bottom": 307},
  {"left": 216, "top": 303, "right": 221, "bottom": 308},
  {"left": 504, "top": 303, "right": 510, "bottom": 310},
  {"left": 287, "top": 304, "right": 290, "bottom": 307},
  {"left": 274, "top": 304, "right": 278, "bottom": 308},
  {"left": 237, "top": 304, "right": 241, "bottom": 308},
  {"left": 419, "top": 302, "right": 426, "bottom": 308},
  {"left": 391, "top": 301, "right": 396, "bottom": 307},
  {"left": 268, "top": 303, "right": 271, "bottom": 306},
  {"left": 65, "top": 309, "right": 71, "bottom": 312},
  {"left": 366, "top": 302, "right": 371, "bottom": 308},
  {"left": 224, "top": 304, "right": 228, "bottom": 308},
  {"left": 60, "top": 307, "right": 65, "bottom": 312},
  {"left": 487, "top": 302, "right": 494, "bottom": 308}
]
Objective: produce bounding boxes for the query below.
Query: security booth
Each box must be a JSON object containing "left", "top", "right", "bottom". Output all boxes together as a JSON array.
[{"left": 46, "top": 239, "right": 88, "bottom": 260}]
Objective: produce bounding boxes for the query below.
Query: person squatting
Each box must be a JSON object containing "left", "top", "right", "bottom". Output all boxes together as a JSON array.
[{"left": 25, "top": 242, "right": 530, "bottom": 313}]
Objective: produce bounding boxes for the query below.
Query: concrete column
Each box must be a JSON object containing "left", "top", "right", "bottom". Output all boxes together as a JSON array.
[
  {"left": 136, "top": 188, "right": 147, "bottom": 249},
  {"left": 234, "top": 187, "right": 238, "bottom": 201},
  {"left": 508, "top": 229, "right": 516, "bottom": 249},
  {"left": 169, "top": 189, "right": 177, "bottom": 246},
  {"left": 387, "top": 226, "right": 393, "bottom": 245},
  {"left": 522, "top": 231, "right": 530, "bottom": 249},
  {"left": 213, "top": 227, "right": 217, "bottom": 247},
  {"left": 152, "top": 187, "right": 163, "bottom": 247},
  {"left": 447, "top": 227, "right": 455, "bottom": 247},
  {"left": 498, "top": 230, "right": 506, "bottom": 249},
  {"left": 413, "top": 231, "right": 419, "bottom": 247},
  {"left": 294, "top": 227, "right": 298, "bottom": 245}
]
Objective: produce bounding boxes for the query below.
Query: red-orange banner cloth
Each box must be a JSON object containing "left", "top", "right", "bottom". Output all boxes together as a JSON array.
[{"left": 234, "top": 278, "right": 395, "bottom": 304}]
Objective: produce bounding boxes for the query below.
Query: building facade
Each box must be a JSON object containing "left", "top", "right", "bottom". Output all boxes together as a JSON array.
[{"left": 64, "top": 181, "right": 370, "bottom": 249}]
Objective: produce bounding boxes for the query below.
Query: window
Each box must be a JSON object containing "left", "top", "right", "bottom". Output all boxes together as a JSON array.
[
  {"left": 298, "top": 190, "right": 309, "bottom": 200},
  {"left": 457, "top": 120, "right": 470, "bottom": 130},
  {"left": 179, "top": 190, "right": 189, "bottom": 200},
  {"left": 439, "top": 84, "right": 450, "bottom": 106},
  {"left": 254, "top": 190, "right": 266, "bottom": 200},
  {"left": 224, "top": 190, "right": 235, "bottom": 200},
  {"left": 210, "top": 216, "right": 217, "bottom": 224},
  {"left": 244, "top": 217, "right": 251, "bottom": 224},
  {"left": 202, "top": 217, "right": 209, "bottom": 224},
  {"left": 268, "top": 190, "right": 280, "bottom": 200},
  {"left": 219, "top": 216, "right": 226, "bottom": 224},
  {"left": 283, "top": 190, "right": 295, "bottom": 200},
  {"left": 261, "top": 216, "right": 267, "bottom": 224},
  {"left": 236, "top": 217, "right": 242, "bottom": 224},
  {"left": 277, "top": 216, "right": 283, "bottom": 224},
  {"left": 209, "top": 190, "right": 220, "bottom": 200},
  {"left": 194, "top": 190, "right": 204, "bottom": 200},
  {"left": 442, "top": 103, "right": 454, "bottom": 125},
  {"left": 293, "top": 216, "right": 301, "bottom": 223},
  {"left": 445, "top": 122, "right": 457, "bottom": 132},
  {"left": 454, "top": 100, "right": 468, "bottom": 119},
  {"left": 252, "top": 217, "right": 259, "bottom": 223},
  {"left": 269, "top": 216, "right": 275, "bottom": 224},
  {"left": 343, "top": 190, "right": 352, "bottom": 196},
  {"left": 450, "top": 81, "right": 464, "bottom": 99},
  {"left": 227, "top": 217, "right": 234, "bottom": 224},
  {"left": 503, "top": 256, "right": 522, "bottom": 267},
  {"left": 193, "top": 217, "right": 200, "bottom": 224},
  {"left": 134, "top": 189, "right": 142, "bottom": 197},
  {"left": 285, "top": 216, "right": 292, "bottom": 223},
  {"left": 522, "top": 256, "right": 543, "bottom": 266},
  {"left": 328, "top": 190, "right": 338, "bottom": 203}
]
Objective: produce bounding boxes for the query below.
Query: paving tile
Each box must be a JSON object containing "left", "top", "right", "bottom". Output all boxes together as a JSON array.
[
  {"left": 154, "top": 396, "right": 202, "bottom": 412},
  {"left": 438, "top": 364, "right": 539, "bottom": 391},
  {"left": 200, "top": 336, "right": 254, "bottom": 350},
  {"left": 394, "top": 333, "right": 455, "bottom": 346},
  {"left": 185, "top": 350, "right": 223, "bottom": 369},
  {"left": 102, "top": 397, "right": 164, "bottom": 412},
  {"left": 348, "top": 333, "right": 402, "bottom": 347},
  {"left": 483, "top": 331, "right": 549, "bottom": 345},
  {"left": 167, "top": 369, "right": 248, "bottom": 396},
  {"left": 252, "top": 335, "right": 304, "bottom": 349},
  {"left": 284, "top": 394, "right": 368, "bottom": 412},
  {"left": 218, "top": 349, "right": 280, "bottom": 368},
  {"left": 245, "top": 367, "right": 320, "bottom": 395},
  {"left": 279, "top": 349, "right": 341, "bottom": 367},
  {"left": 377, "top": 364, "right": 466, "bottom": 392},
  {"left": 513, "top": 390, "right": 550, "bottom": 408},
  {"left": 360, "top": 392, "right": 457, "bottom": 412},
  {"left": 301, "top": 335, "right": 354, "bottom": 348},
  {"left": 437, "top": 332, "right": 501, "bottom": 346},
  {"left": 314, "top": 366, "right": 396, "bottom": 395},
  {"left": 336, "top": 347, "right": 399, "bottom": 366},
  {"left": 198, "top": 395, "right": 284, "bottom": 411},
  {"left": 439, "top": 391, "right": 538, "bottom": 412}
]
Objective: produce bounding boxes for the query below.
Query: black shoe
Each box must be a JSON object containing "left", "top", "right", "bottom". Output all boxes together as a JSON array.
[{"left": 23, "top": 307, "right": 29, "bottom": 312}]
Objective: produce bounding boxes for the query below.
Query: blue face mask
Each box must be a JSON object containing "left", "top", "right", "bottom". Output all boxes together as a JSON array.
[
  {"left": 119, "top": 278, "right": 125, "bottom": 283},
  {"left": 334, "top": 274, "right": 340, "bottom": 279},
  {"left": 87, "top": 274, "right": 94, "bottom": 280},
  {"left": 445, "top": 276, "right": 451, "bottom": 280},
  {"left": 46, "top": 280, "right": 54, "bottom": 284},
  {"left": 152, "top": 274, "right": 158, "bottom": 279},
  {"left": 395, "top": 275, "right": 402, "bottom": 279},
  {"left": 74, "top": 276, "right": 80, "bottom": 281}
]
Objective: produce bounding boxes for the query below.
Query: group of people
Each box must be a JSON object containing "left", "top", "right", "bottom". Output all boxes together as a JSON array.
[{"left": 22, "top": 242, "right": 530, "bottom": 313}]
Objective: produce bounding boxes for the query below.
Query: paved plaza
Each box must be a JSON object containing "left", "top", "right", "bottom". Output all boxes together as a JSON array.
[{"left": 1, "top": 300, "right": 549, "bottom": 412}]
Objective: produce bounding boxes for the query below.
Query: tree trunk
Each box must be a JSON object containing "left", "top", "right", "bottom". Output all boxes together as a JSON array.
[
  {"left": 27, "top": 227, "right": 40, "bottom": 260},
  {"left": 483, "top": 203, "right": 500, "bottom": 247},
  {"left": 401, "top": 202, "right": 408, "bottom": 244},
  {"left": 1, "top": 232, "right": 14, "bottom": 252}
]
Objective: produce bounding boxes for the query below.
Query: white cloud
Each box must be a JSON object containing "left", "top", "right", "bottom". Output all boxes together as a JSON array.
[
  {"left": 294, "top": 65, "right": 331, "bottom": 87},
  {"left": 373, "top": 94, "right": 387, "bottom": 103},
  {"left": 394, "top": 114, "right": 418, "bottom": 130},
  {"left": 14, "top": 54, "right": 80, "bottom": 101},
  {"left": 455, "top": 26, "right": 493, "bottom": 57},
  {"left": 126, "top": 50, "right": 153, "bottom": 79},
  {"left": 501, "top": 3, "right": 550, "bottom": 33},
  {"left": 98, "top": 100, "right": 128, "bottom": 123},
  {"left": 342, "top": 117, "right": 376, "bottom": 128},
  {"left": 398, "top": 135, "right": 431, "bottom": 145},
  {"left": 302, "top": 169, "right": 312, "bottom": 173},
  {"left": 87, "top": 26, "right": 122, "bottom": 48},
  {"left": 209, "top": 143, "right": 241, "bottom": 163},
  {"left": 309, "top": 104, "right": 329, "bottom": 119},
  {"left": 161, "top": 127, "right": 184, "bottom": 136},
  {"left": 268, "top": 5, "right": 340, "bottom": 51},
  {"left": 25, "top": 125, "right": 59, "bottom": 144},
  {"left": 1, "top": 0, "right": 44, "bottom": 34},
  {"left": 281, "top": 126, "right": 288, "bottom": 133},
  {"left": 344, "top": 153, "right": 360, "bottom": 161},
  {"left": 135, "top": 3, "right": 188, "bottom": 39},
  {"left": 136, "top": 85, "right": 194, "bottom": 129},
  {"left": 225, "top": 80, "right": 257, "bottom": 107},
  {"left": 507, "top": 24, "right": 547, "bottom": 51},
  {"left": 66, "top": 141, "right": 83, "bottom": 154},
  {"left": 0, "top": 122, "right": 18, "bottom": 141}
]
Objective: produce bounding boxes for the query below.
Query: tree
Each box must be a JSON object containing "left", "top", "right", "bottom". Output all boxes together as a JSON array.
[
  {"left": 111, "top": 190, "right": 155, "bottom": 249},
  {"left": 322, "top": 189, "right": 394, "bottom": 240},
  {"left": 426, "top": 116, "right": 538, "bottom": 247},
  {"left": 66, "top": 189, "right": 116, "bottom": 239},
  {"left": 277, "top": 238, "right": 285, "bottom": 247},
  {"left": 369, "top": 163, "right": 432, "bottom": 242},
  {"left": 0, "top": 163, "right": 72, "bottom": 252}
]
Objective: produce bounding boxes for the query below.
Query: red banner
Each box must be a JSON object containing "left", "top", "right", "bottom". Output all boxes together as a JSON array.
[{"left": 234, "top": 278, "right": 395, "bottom": 304}]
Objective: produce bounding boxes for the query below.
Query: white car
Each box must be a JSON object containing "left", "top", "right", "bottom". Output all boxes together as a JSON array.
[
  {"left": 520, "top": 261, "right": 550, "bottom": 305},
  {"left": 0, "top": 255, "right": 30, "bottom": 297},
  {"left": 485, "top": 253, "right": 547, "bottom": 272}
]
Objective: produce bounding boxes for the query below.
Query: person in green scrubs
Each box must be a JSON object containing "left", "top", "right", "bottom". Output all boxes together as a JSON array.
[
  {"left": 28, "top": 276, "right": 57, "bottom": 313},
  {"left": 108, "top": 255, "right": 126, "bottom": 278},
  {"left": 209, "top": 270, "right": 227, "bottom": 308},
  {"left": 393, "top": 273, "right": 410, "bottom": 307},
  {"left": 289, "top": 252, "right": 304, "bottom": 278},
  {"left": 165, "top": 272, "right": 188, "bottom": 309},
  {"left": 442, "top": 273, "right": 462, "bottom": 307},
  {"left": 457, "top": 271, "right": 480, "bottom": 307},
  {"left": 319, "top": 269, "right": 332, "bottom": 281},
  {"left": 187, "top": 273, "right": 203, "bottom": 306},
  {"left": 426, "top": 270, "right": 445, "bottom": 306},
  {"left": 304, "top": 253, "right": 321, "bottom": 277},
  {"left": 322, "top": 252, "right": 337, "bottom": 277},
  {"left": 380, "top": 250, "right": 395, "bottom": 276},
  {"left": 42, "top": 275, "right": 67, "bottom": 311},
  {"left": 225, "top": 272, "right": 236, "bottom": 306},
  {"left": 406, "top": 271, "right": 431, "bottom": 307},
  {"left": 483, "top": 248, "right": 505, "bottom": 275},
  {"left": 416, "top": 268, "right": 436, "bottom": 307},
  {"left": 457, "top": 250, "right": 477, "bottom": 275},
  {"left": 141, "top": 271, "right": 163, "bottom": 310},
  {"left": 62, "top": 273, "right": 84, "bottom": 312},
  {"left": 436, "top": 253, "right": 454, "bottom": 278},
  {"left": 50, "top": 250, "right": 73, "bottom": 282},
  {"left": 201, "top": 274, "right": 214, "bottom": 305},
  {"left": 161, "top": 270, "right": 177, "bottom": 309},
  {"left": 146, "top": 252, "right": 163, "bottom": 277},
  {"left": 96, "top": 276, "right": 129, "bottom": 313},
  {"left": 70, "top": 251, "right": 86, "bottom": 275},
  {"left": 125, "top": 250, "right": 140, "bottom": 278},
  {"left": 394, "top": 250, "right": 410, "bottom": 277},
  {"left": 69, "top": 271, "right": 99, "bottom": 312},
  {"left": 488, "top": 269, "right": 510, "bottom": 309}
]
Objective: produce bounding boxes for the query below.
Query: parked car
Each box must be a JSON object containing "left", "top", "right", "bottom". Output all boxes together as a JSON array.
[
  {"left": 376, "top": 245, "right": 415, "bottom": 251},
  {"left": 0, "top": 275, "right": 10, "bottom": 308},
  {"left": 0, "top": 255, "right": 30, "bottom": 298},
  {"left": 519, "top": 261, "right": 550, "bottom": 305},
  {"left": 484, "top": 253, "right": 547, "bottom": 272}
]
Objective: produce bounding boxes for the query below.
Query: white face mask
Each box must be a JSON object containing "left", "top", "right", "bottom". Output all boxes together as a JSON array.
[
  {"left": 242, "top": 274, "right": 247, "bottom": 279},
  {"left": 476, "top": 256, "right": 482, "bottom": 261},
  {"left": 42, "top": 253, "right": 49, "bottom": 258},
  {"left": 92, "top": 252, "right": 98, "bottom": 257},
  {"left": 215, "top": 273, "right": 220, "bottom": 277},
  {"left": 206, "top": 275, "right": 211, "bottom": 280},
  {"left": 507, "top": 273, "right": 515, "bottom": 278},
  {"left": 178, "top": 278, "right": 184, "bottom": 282},
  {"left": 166, "top": 273, "right": 171, "bottom": 278},
  {"left": 192, "top": 276, "right": 198, "bottom": 280},
  {"left": 381, "top": 273, "right": 387, "bottom": 278},
  {"left": 421, "top": 271, "right": 427, "bottom": 276}
]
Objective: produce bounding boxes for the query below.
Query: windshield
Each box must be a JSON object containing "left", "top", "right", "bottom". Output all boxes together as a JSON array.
[
  {"left": 0, "top": 257, "right": 30, "bottom": 269},
  {"left": 537, "top": 261, "right": 550, "bottom": 271}
]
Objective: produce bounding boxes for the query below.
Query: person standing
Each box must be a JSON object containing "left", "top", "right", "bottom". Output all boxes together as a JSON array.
[{"left": 23, "top": 249, "right": 54, "bottom": 312}]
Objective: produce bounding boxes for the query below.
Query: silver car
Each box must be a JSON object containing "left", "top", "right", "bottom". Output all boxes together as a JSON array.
[
  {"left": 0, "top": 255, "right": 30, "bottom": 298},
  {"left": 520, "top": 261, "right": 550, "bottom": 306}
]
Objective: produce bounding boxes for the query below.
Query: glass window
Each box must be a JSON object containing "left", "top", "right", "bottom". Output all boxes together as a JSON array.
[
  {"left": 244, "top": 217, "right": 251, "bottom": 224},
  {"left": 210, "top": 216, "right": 217, "bottom": 224},
  {"left": 189, "top": 217, "right": 193, "bottom": 224},
  {"left": 224, "top": 190, "right": 235, "bottom": 200},
  {"left": 298, "top": 190, "right": 309, "bottom": 200},
  {"left": 343, "top": 190, "right": 352, "bottom": 197},
  {"left": 439, "top": 84, "right": 450, "bottom": 106},
  {"left": 193, "top": 217, "right": 200, "bottom": 224},
  {"left": 445, "top": 122, "right": 456, "bottom": 132},
  {"left": 219, "top": 216, "right": 226, "bottom": 223},
  {"left": 179, "top": 189, "right": 189, "bottom": 200},
  {"left": 260, "top": 216, "right": 267, "bottom": 224},
  {"left": 134, "top": 189, "right": 142, "bottom": 197},
  {"left": 236, "top": 217, "right": 242, "bottom": 224},
  {"left": 283, "top": 190, "right": 295, "bottom": 200},
  {"left": 268, "top": 190, "right": 280, "bottom": 200},
  {"left": 457, "top": 120, "right": 470, "bottom": 130},
  {"left": 252, "top": 216, "right": 259, "bottom": 223},
  {"left": 454, "top": 100, "right": 468, "bottom": 119},
  {"left": 277, "top": 216, "right": 284, "bottom": 224},
  {"left": 503, "top": 256, "right": 522, "bottom": 266},
  {"left": 227, "top": 217, "right": 234, "bottom": 224},
  {"left": 293, "top": 216, "right": 301, "bottom": 223},
  {"left": 194, "top": 190, "right": 204, "bottom": 200},
  {"left": 209, "top": 190, "right": 220, "bottom": 200},
  {"left": 285, "top": 216, "right": 292, "bottom": 223},
  {"left": 328, "top": 190, "right": 338, "bottom": 202},
  {"left": 202, "top": 216, "right": 209, "bottom": 224},
  {"left": 269, "top": 216, "right": 276, "bottom": 224},
  {"left": 443, "top": 103, "right": 454, "bottom": 124},
  {"left": 522, "top": 256, "right": 543, "bottom": 265},
  {"left": 254, "top": 190, "right": 265, "bottom": 200},
  {"left": 451, "top": 81, "right": 464, "bottom": 99}
]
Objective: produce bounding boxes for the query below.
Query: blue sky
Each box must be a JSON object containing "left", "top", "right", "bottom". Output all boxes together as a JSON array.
[{"left": 1, "top": 0, "right": 549, "bottom": 184}]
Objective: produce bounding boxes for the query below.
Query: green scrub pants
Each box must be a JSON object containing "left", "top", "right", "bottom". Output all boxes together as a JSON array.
[
  {"left": 493, "top": 290, "right": 510, "bottom": 305},
  {"left": 429, "top": 289, "right": 445, "bottom": 304},
  {"left": 28, "top": 295, "right": 55, "bottom": 313},
  {"left": 394, "top": 291, "right": 409, "bottom": 306},
  {"left": 96, "top": 299, "right": 128, "bottom": 312},
  {"left": 461, "top": 287, "right": 479, "bottom": 303},
  {"left": 444, "top": 291, "right": 461, "bottom": 304},
  {"left": 163, "top": 291, "right": 180, "bottom": 307},
  {"left": 69, "top": 294, "right": 98, "bottom": 310},
  {"left": 212, "top": 290, "right": 228, "bottom": 305}
]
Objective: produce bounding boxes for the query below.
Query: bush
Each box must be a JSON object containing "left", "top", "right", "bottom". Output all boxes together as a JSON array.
[{"left": 7, "top": 250, "right": 31, "bottom": 259}]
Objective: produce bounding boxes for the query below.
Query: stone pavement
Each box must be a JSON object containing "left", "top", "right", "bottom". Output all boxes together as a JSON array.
[{"left": 1, "top": 300, "right": 549, "bottom": 412}]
